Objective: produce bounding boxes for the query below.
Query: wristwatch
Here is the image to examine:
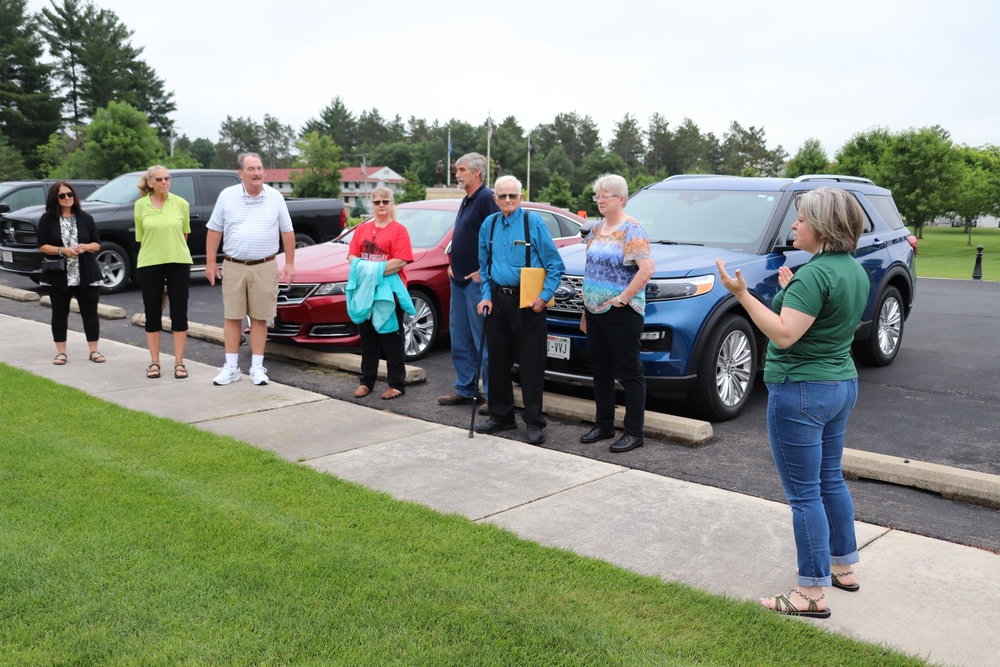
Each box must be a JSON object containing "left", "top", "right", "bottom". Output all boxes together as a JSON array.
[{"left": 616, "top": 296, "right": 626, "bottom": 305}]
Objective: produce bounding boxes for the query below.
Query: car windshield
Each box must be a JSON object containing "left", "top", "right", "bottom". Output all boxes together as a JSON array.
[
  {"left": 335, "top": 207, "right": 456, "bottom": 249},
  {"left": 625, "top": 189, "right": 780, "bottom": 250},
  {"left": 85, "top": 174, "right": 142, "bottom": 204},
  {"left": 0, "top": 183, "right": 17, "bottom": 197}
]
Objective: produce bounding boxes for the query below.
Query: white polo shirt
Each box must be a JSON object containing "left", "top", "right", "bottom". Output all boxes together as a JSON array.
[{"left": 207, "top": 183, "right": 293, "bottom": 260}]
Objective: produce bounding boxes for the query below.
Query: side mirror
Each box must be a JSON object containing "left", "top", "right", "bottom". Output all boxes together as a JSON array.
[
  {"left": 0, "top": 203, "right": 9, "bottom": 214},
  {"left": 772, "top": 230, "right": 795, "bottom": 252}
]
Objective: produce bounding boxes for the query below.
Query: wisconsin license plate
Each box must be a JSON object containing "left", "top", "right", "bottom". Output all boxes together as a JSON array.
[
  {"left": 1, "top": 251, "right": 11, "bottom": 264},
  {"left": 547, "top": 335, "right": 570, "bottom": 360}
]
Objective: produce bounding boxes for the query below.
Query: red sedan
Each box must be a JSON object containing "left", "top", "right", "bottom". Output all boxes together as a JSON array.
[{"left": 269, "top": 199, "right": 587, "bottom": 360}]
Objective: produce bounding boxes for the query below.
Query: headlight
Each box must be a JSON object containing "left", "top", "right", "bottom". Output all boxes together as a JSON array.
[
  {"left": 314, "top": 281, "right": 348, "bottom": 296},
  {"left": 646, "top": 274, "right": 715, "bottom": 301}
]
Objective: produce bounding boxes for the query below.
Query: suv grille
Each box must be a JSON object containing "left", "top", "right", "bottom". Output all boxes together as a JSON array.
[
  {"left": 277, "top": 283, "right": 318, "bottom": 305},
  {"left": 550, "top": 275, "right": 584, "bottom": 315}
]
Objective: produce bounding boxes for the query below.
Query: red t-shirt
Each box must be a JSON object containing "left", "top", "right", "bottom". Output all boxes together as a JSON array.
[{"left": 348, "top": 220, "right": 414, "bottom": 284}]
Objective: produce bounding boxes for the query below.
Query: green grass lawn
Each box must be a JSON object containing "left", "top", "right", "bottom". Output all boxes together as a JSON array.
[
  {"left": 912, "top": 225, "right": 998, "bottom": 281},
  {"left": 0, "top": 364, "right": 924, "bottom": 666}
]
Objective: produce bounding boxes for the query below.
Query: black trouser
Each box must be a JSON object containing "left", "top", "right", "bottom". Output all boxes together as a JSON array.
[
  {"left": 587, "top": 306, "right": 646, "bottom": 436},
  {"left": 49, "top": 285, "right": 101, "bottom": 343},
  {"left": 358, "top": 303, "right": 406, "bottom": 391},
  {"left": 139, "top": 263, "right": 190, "bottom": 332},
  {"left": 486, "top": 289, "right": 548, "bottom": 427}
]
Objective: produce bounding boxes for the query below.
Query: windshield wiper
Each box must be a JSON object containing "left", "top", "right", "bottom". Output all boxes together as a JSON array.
[{"left": 653, "top": 240, "right": 703, "bottom": 246}]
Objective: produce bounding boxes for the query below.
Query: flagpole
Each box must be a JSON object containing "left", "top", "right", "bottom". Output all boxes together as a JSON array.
[
  {"left": 526, "top": 132, "right": 531, "bottom": 200},
  {"left": 486, "top": 111, "right": 492, "bottom": 188},
  {"left": 446, "top": 128, "right": 452, "bottom": 187}
]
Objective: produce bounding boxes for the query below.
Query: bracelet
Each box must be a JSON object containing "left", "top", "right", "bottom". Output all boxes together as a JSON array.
[
  {"left": 616, "top": 296, "right": 626, "bottom": 305},
  {"left": 58, "top": 248, "right": 63, "bottom": 257}
]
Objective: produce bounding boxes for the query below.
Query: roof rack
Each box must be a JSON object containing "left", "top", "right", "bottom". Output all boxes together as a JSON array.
[{"left": 792, "top": 174, "right": 875, "bottom": 185}]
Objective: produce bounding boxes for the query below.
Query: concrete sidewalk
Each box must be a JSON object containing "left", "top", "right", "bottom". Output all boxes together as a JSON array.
[{"left": 2, "top": 313, "right": 998, "bottom": 666}]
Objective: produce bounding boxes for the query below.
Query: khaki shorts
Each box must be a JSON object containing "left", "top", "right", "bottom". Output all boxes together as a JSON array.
[{"left": 221, "top": 259, "right": 278, "bottom": 321}]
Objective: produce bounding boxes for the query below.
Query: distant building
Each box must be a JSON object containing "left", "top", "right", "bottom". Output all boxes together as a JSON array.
[{"left": 263, "top": 166, "right": 406, "bottom": 213}]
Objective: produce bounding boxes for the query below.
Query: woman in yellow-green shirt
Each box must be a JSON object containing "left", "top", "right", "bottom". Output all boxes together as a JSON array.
[{"left": 134, "top": 165, "right": 193, "bottom": 379}]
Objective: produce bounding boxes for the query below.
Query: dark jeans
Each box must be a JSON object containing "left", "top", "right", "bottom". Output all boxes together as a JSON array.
[
  {"left": 139, "top": 263, "right": 190, "bottom": 332},
  {"left": 486, "top": 290, "right": 547, "bottom": 427},
  {"left": 49, "top": 285, "right": 101, "bottom": 343},
  {"left": 587, "top": 306, "right": 646, "bottom": 436},
  {"left": 358, "top": 303, "right": 406, "bottom": 391}
]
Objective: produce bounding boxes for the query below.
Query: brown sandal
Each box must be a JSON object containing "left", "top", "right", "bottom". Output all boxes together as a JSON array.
[
  {"left": 353, "top": 385, "right": 372, "bottom": 398},
  {"left": 146, "top": 363, "right": 161, "bottom": 379},
  {"left": 53, "top": 353, "right": 67, "bottom": 365},
  {"left": 380, "top": 388, "right": 403, "bottom": 400},
  {"left": 89, "top": 351, "right": 106, "bottom": 363},
  {"left": 174, "top": 363, "right": 188, "bottom": 379}
]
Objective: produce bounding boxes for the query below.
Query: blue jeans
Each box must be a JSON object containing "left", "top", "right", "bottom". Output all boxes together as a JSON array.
[
  {"left": 766, "top": 378, "right": 860, "bottom": 587},
  {"left": 449, "top": 278, "right": 488, "bottom": 399}
]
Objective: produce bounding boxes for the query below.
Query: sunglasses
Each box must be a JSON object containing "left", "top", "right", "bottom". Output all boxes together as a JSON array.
[
  {"left": 496, "top": 193, "right": 519, "bottom": 200},
  {"left": 372, "top": 200, "right": 391, "bottom": 206},
  {"left": 153, "top": 176, "right": 171, "bottom": 182},
  {"left": 57, "top": 192, "right": 74, "bottom": 200}
]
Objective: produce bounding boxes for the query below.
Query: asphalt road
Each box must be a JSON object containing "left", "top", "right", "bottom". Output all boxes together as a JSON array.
[{"left": 2, "top": 271, "right": 998, "bottom": 552}]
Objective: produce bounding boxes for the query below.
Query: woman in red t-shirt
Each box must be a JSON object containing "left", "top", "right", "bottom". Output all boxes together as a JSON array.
[{"left": 347, "top": 187, "right": 414, "bottom": 399}]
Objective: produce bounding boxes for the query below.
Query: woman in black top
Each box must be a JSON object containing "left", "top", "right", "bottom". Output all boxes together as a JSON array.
[{"left": 36, "top": 181, "right": 105, "bottom": 364}]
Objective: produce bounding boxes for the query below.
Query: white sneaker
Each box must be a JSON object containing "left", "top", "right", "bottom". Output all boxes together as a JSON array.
[
  {"left": 249, "top": 365, "right": 269, "bottom": 385},
  {"left": 213, "top": 365, "right": 242, "bottom": 386}
]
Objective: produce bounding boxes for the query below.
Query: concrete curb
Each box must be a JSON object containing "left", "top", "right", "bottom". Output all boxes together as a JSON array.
[
  {"left": 0, "top": 285, "right": 40, "bottom": 302},
  {"left": 844, "top": 449, "right": 1000, "bottom": 510}
]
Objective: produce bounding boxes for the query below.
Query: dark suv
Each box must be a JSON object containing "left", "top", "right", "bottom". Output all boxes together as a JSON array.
[{"left": 543, "top": 175, "right": 917, "bottom": 421}]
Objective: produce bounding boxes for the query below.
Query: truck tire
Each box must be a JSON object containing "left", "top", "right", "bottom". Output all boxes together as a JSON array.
[
  {"left": 294, "top": 233, "right": 315, "bottom": 249},
  {"left": 690, "top": 314, "right": 757, "bottom": 421},
  {"left": 402, "top": 290, "right": 438, "bottom": 361},
  {"left": 96, "top": 242, "right": 131, "bottom": 294},
  {"left": 854, "top": 286, "right": 903, "bottom": 366}
]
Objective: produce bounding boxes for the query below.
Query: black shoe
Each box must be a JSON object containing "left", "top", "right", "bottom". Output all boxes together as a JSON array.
[
  {"left": 475, "top": 418, "right": 517, "bottom": 434},
  {"left": 580, "top": 427, "right": 616, "bottom": 444},
  {"left": 525, "top": 424, "right": 545, "bottom": 445},
  {"left": 609, "top": 434, "right": 644, "bottom": 453}
]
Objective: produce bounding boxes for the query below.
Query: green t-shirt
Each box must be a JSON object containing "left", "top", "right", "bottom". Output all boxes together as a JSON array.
[
  {"left": 134, "top": 193, "right": 193, "bottom": 267},
  {"left": 763, "top": 252, "right": 870, "bottom": 383}
]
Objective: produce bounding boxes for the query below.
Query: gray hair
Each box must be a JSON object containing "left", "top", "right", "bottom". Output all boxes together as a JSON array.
[
  {"left": 371, "top": 186, "right": 396, "bottom": 218},
  {"left": 455, "top": 152, "right": 486, "bottom": 181},
  {"left": 237, "top": 152, "right": 262, "bottom": 169},
  {"left": 796, "top": 187, "right": 864, "bottom": 253},
  {"left": 592, "top": 173, "right": 628, "bottom": 200},
  {"left": 137, "top": 165, "right": 169, "bottom": 196},
  {"left": 494, "top": 175, "right": 523, "bottom": 194}
]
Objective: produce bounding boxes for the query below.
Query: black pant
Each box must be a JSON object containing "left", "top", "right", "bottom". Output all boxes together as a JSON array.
[
  {"left": 587, "top": 306, "right": 646, "bottom": 436},
  {"left": 49, "top": 285, "right": 101, "bottom": 343},
  {"left": 486, "top": 290, "right": 547, "bottom": 427},
  {"left": 358, "top": 303, "right": 406, "bottom": 391},
  {"left": 139, "top": 263, "right": 190, "bottom": 332}
]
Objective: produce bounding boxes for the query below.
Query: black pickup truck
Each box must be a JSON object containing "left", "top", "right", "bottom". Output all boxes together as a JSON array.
[{"left": 0, "top": 169, "right": 347, "bottom": 293}]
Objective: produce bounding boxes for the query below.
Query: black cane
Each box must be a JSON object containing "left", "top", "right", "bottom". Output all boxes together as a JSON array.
[{"left": 468, "top": 306, "right": 490, "bottom": 438}]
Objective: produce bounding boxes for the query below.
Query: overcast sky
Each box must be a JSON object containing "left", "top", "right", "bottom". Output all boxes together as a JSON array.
[{"left": 27, "top": 0, "right": 1000, "bottom": 159}]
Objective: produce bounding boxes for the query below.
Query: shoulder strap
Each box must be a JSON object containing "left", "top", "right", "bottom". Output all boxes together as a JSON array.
[
  {"left": 486, "top": 212, "right": 499, "bottom": 278},
  {"left": 523, "top": 210, "right": 531, "bottom": 268}
]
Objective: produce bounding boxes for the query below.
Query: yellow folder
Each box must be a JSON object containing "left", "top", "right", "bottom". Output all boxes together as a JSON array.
[{"left": 520, "top": 267, "right": 555, "bottom": 308}]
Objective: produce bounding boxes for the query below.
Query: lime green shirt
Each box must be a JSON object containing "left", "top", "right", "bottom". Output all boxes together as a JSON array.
[
  {"left": 134, "top": 193, "right": 193, "bottom": 267},
  {"left": 763, "top": 252, "right": 870, "bottom": 383}
]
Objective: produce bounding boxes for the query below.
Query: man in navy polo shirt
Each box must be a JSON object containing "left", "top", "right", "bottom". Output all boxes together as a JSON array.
[{"left": 437, "top": 152, "right": 499, "bottom": 411}]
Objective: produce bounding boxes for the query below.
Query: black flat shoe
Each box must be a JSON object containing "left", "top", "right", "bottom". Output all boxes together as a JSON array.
[
  {"left": 526, "top": 424, "right": 545, "bottom": 445},
  {"left": 580, "top": 427, "right": 616, "bottom": 444},
  {"left": 609, "top": 434, "right": 644, "bottom": 452},
  {"left": 475, "top": 418, "right": 517, "bottom": 434}
]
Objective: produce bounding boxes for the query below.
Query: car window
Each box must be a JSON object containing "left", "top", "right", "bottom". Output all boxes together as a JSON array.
[
  {"left": 170, "top": 176, "right": 196, "bottom": 204},
  {"left": 338, "top": 208, "right": 455, "bottom": 249},
  {"left": 86, "top": 175, "right": 142, "bottom": 204},
  {"left": 72, "top": 184, "right": 102, "bottom": 200},
  {"left": 0, "top": 185, "right": 45, "bottom": 211},
  {"left": 201, "top": 175, "right": 239, "bottom": 207},
  {"left": 867, "top": 194, "right": 906, "bottom": 230},
  {"left": 627, "top": 189, "right": 778, "bottom": 250},
  {"left": 532, "top": 210, "right": 563, "bottom": 240},
  {"left": 775, "top": 191, "right": 874, "bottom": 246},
  {"left": 554, "top": 213, "right": 582, "bottom": 238}
]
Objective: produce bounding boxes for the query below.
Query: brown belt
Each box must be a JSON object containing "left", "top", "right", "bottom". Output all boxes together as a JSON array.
[{"left": 224, "top": 255, "right": 275, "bottom": 266}]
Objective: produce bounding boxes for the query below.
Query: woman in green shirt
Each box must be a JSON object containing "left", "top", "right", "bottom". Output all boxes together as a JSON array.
[
  {"left": 134, "top": 166, "right": 193, "bottom": 379},
  {"left": 717, "top": 187, "right": 870, "bottom": 619}
]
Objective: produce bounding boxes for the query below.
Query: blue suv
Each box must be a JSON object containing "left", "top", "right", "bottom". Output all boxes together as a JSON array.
[{"left": 543, "top": 175, "right": 917, "bottom": 421}]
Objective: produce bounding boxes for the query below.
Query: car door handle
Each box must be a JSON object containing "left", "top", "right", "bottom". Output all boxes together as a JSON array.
[
  {"left": 871, "top": 238, "right": 888, "bottom": 249},
  {"left": 190, "top": 214, "right": 201, "bottom": 220}
]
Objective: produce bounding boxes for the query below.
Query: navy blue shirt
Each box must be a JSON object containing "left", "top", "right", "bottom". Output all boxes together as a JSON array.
[{"left": 450, "top": 183, "right": 499, "bottom": 282}]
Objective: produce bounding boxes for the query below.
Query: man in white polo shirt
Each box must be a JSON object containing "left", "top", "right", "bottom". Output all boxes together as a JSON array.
[{"left": 205, "top": 152, "right": 295, "bottom": 386}]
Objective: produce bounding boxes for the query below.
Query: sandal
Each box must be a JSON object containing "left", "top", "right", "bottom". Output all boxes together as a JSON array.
[
  {"left": 53, "top": 353, "right": 67, "bottom": 365},
  {"left": 146, "top": 363, "right": 161, "bottom": 379},
  {"left": 353, "top": 385, "right": 372, "bottom": 398},
  {"left": 89, "top": 351, "right": 106, "bottom": 363},
  {"left": 761, "top": 589, "right": 831, "bottom": 619},
  {"left": 380, "top": 387, "right": 404, "bottom": 400},
  {"left": 831, "top": 570, "right": 860, "bottom": 592},
  {"left": 174, "top": 363, "right": 188, "bottom": 379}
]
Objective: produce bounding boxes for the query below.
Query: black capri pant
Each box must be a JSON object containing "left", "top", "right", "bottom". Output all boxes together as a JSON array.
[
  {"left": 49, "top": 285, "right": 101, "bottom": 343},
  {"left": 139, "top": 263, "right": 190, "bottom": 332}
]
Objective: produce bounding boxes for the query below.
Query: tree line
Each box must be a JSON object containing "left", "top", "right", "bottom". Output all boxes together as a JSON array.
[{"left": 2, "top": 0, "right": 997, "bottom": 228}]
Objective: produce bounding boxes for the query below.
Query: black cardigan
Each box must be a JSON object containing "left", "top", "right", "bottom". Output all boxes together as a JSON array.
[{"left": 37, "top": 210, "right": 103, "bottom": 290}]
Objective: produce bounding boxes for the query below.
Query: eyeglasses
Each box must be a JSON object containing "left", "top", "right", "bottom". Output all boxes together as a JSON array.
[
  {"left": 153, "top": 176, "right": 171, "bottom": 182},
  {"left": 57, "top": 192, "right": 74, "bottom": 200},
  {"left": 372, "top": 200, "right": 391, "bottom": 206},
  {"left": 496, "top": 193, "right": 520, "bottom": 200},
  {"left": 593, "top": 194, "right": 622, "bottom": 202}
]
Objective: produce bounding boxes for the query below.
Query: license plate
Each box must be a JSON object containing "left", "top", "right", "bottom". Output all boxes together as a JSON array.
[
  {"left": 1, "top": 251, "right": 11, "bottom": 264},
  {"left": 547, "top": 335, "right": 570, "bottom": 360}
]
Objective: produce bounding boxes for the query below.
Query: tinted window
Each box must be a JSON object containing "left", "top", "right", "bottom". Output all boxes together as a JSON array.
[
  {"left": 867, "top": 194, "right": 906, "bottom": 230},
  {"left": 72, "top": 183, "right": 102, "bottom": 200},
  {"left": 532, "top": 210, "right": 563, "bottom": 240},
  {"left": 87, "top": 174, "right": 142, "bottom": 204},
  {"left": 776, "top": 191, "right": 873, "bottom": 244},
  {"left": 169, "top": 176, "right": 196, "bottom": 204},
  {"left": 338, "top": 207, "right": 455, "bottom": 249},
  {"left": 0, "top": 185, "right": 45, "bottom": 211},
  {"left": 201, "top": 175, "right": 239, "bottom": 207}
]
